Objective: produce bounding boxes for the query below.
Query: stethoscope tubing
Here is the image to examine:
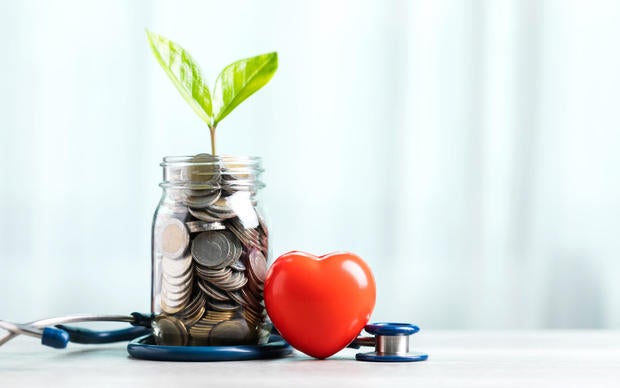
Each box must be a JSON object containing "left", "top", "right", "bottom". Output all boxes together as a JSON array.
[
  {"left": 0, "top": 314, "right": 137, "bottom": 347},
  {"left": 1, "top": 316, "right": 427, "bottom": 362}
]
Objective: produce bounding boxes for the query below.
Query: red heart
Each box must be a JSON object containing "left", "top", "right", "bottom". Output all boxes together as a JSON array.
[{"left": 264, "top": 251, "right": 376, "bottom": 359}]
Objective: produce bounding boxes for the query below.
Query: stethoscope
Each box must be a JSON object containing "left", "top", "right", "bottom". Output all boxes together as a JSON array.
[{"left": 0, "top": 313, "right": 428, "bottom": 362}]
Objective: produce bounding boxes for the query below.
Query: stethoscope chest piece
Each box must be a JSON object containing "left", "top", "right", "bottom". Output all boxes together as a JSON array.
[{"left": 354, "top": 322, "right": 428, "bottom": 362}]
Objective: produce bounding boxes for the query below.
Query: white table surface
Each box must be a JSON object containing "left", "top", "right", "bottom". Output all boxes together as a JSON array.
[{"left": 1, "top": 331, "right": 619, "bottom": 387}]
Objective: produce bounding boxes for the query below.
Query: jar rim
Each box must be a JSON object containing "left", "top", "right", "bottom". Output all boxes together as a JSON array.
[{"left": 159, "top": 154, "right": 264, "bottom": 190}]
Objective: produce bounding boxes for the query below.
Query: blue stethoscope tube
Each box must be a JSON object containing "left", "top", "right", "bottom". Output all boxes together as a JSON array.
[{"left": 0, "top": 313, "right": 152, "bottom": 349}]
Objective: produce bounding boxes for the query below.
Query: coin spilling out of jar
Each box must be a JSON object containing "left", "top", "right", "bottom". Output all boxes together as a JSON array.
[{"left": 151, "top": 154, "right": 269, "bottom": 346}]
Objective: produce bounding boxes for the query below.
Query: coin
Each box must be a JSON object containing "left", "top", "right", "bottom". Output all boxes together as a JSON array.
[
  {"left": 191, "top": 231, "right": 227, "bottom": 268},
  {"left": 227, "top": 218, "right": 261, "bottom": 249},
  {"left": 160, "top": 295, "right": 190, "bottom": 314},
  {"left": 243, "top": 308, "right": 260, "bottom": 327},
  {"left": 227, "top": 290, "right": 245, "bottom": 306},
  {"left": 238, "top": 282, "right": 262, "bottom": 310},
  {"left": 207, "top": 299, "right": 241, "bottom": 312},
  {"left": 158, "top": 203, "right": 190, "bottom": 219},
  {"left": 201, "top": 310, "right": 234, "bottom": 324},
  {"left": 209, "top": 319, "right": 252, "bottom": 346},
  {"left": 185, "top": 190, "right": 221, "bottom": 209},
  {"left": 184, "top": 154, "right": 221, "bottom": 183},
  {"left": 161, "top": 275, "right": 193, "bottom": 299},
  {"left": 211, "top": 270, "right": 247, "bottom": 291},
  {"left": 163, "top": 266, "right": 193, "bottom": 286},
  {"left": 160, "top": 291, "right": 189, "bottom": 314},
  {"left": 189, "top": 310, "right": 237, "bottom": 345},
  {"left": 181, "top": 292, "right": 206, "bottom": 327},
  {"left": 186, "top": 220, "right": 226, "bottom": 233},
  {"left": 206, "top": 197, "right": 236, "bottom": 219},
  {"left": 221, "top": 158, "right": 253, "bottom": 181},
  {"left": 153, "top": 315, "right": 188, "bottom": 346},
  {"left": 158, "top": 218, "right": 189, "bottom": 259},
  {"left": 257, "top": 214, "right": 269, "bottom": 257},
  {"left": 209, "top": 196, "right": 231, "bottom": 211},
  {"left": 197, "top": 279, "right": 231, "bottom": 302},
  {"left": 230, "top": 259, "right": 246, "bottom": 272},
  {"left": 257, "top": 214, "right": 269, "bottom": 237},
  {"left": 188, "top": 207, "right": 222, "bottom": 222},
  {"left": 247, "top": 249, "right": 267, "bottom": 283},
  {"left": 189, "top": 319, "right": 215, "bottom": 345},
  {"left": 194, "top": 265, "right": 232, "bottom": 280},
  {"left": 161, "top": 254, "right": 192, "bottom": 278},
  {"left": 191, "top": 230, "right": 241, "bottom": 269}
]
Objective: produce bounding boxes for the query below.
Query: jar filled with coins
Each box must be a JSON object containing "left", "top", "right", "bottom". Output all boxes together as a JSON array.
[{"left": 151, "top": 154, "right": 269, "bottom": 346}]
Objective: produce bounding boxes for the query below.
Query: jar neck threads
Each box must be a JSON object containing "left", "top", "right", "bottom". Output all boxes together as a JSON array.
[{"left": 160, "top": 154, "right": 264, "bottom": 191}]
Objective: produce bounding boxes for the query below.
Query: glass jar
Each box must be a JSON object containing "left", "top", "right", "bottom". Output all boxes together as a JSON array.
[{"left": 151, "top": 154, "right": 269, "bottom": 346}]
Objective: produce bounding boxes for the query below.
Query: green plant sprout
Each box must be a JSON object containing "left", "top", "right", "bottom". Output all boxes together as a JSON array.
[{"left": 146, "top": 30, "right": 278, "bottom": 155}]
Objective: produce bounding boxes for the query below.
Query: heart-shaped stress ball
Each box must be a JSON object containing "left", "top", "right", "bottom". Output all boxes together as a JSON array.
[{"left": 264, "top": 251, "right": 376, "bottom": 359}]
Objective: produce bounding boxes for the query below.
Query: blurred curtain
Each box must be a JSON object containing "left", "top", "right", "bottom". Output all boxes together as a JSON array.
[{"left": 1, "top": 0, "right": 619, "bottom": 329}]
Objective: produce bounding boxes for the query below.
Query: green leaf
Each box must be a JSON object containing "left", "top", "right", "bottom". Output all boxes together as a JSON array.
[
  {"left": 146, "top": 30, "right": 213, "bottom": 124},
  {"left": 212, "top": 52, "right": 278, "bottom": 124}
]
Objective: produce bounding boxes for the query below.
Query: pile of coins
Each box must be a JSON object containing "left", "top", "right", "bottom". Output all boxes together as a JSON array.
[{"left": 152, "top": 155, "right": 268, "bottom": 346}]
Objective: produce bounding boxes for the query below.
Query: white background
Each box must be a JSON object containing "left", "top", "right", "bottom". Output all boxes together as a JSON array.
[{"left": 1, "top": 0, "right": 619, "bottom": 329}]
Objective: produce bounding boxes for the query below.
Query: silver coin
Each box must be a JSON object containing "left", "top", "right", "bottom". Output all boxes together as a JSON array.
[
  {"left": 187, "top": 186, "right": 219, "bottom": 197},
  {"left": 191, "top": 230, "right": 240, "bottom": 269},
  {"left": 184, "top": 305, "right": 206, "bottom": 328},
  {"left": 257, "top": 214, "right": 269, "bottom": 238},
  {"left": 194, "top": 265, "right": 232, "bottom": 281},
  {"left": 206, "top": 197, "right": 237, "bottom": 219},
  {"left": 153, "top": 315, "right": 188, "bottom": 346},
  {"left": 200, "top": 310, "right": 234, "bottom": 324},
  {"left": 208, "top": 319, "right": 252, "bottom": 346},
  {"left": 247, "top": 249, "right": 267, "bottom": 283},
  {"left": 163, "top": 266, "right": 193, "bottom": 285},
  {"left": 157, "top": 218, "right": 189, "bottom": 259},
  {"left": 189, "top": 311, "right": 234, "bottom": 345},
  {"left": 161, "top": 293, "right": 190, "bottom": 310},
  {"left": 230, "top": 259, "right": 246, "bottom": 272},
  {"left": 208, "top": 197, "right": 232, "bottom": 212},
  {"left": 161, "top": 254, "right": 193, "bottom": 278},
  {"left": 205, "top": 209, "right": 236, "bottom": 220},
  {"left": 186, "top": 221, "right": 226, "bottom": 233},
  {"left": 181, "top": 293, "right": 206, "bottom": 327},
  {"left": 160, "top": 279, "right": 192, "bottom": 302},
  {"left": 189, "top": 329, "right": 212, "bottom": 346},
  {"left": 220, "top": 160, "right": 253, "bottom": 180},
  {"left": 239, "top": 288, "right": 260, "bottom": 309},
  {"left": 227, "top": 290, "right": 245, "bottom": 306},
  {"left": 230, "top": 237, "right": 244, "bottom": 264},
  {"left": 227, "top": 219, "right": 261, "bottom": 249},
  {"left": 161, "top": 274, "right": 193, "bottom": 298},
  {"left": 188, "top": 207, "right": 223, "bottom": 222},
  {"left": 160, "top": 295, "right": 190, "bottom": 315},
  {"left": 183, "top": 154, "right": 221, "bottom": 183},
  {"left": 158, "top": 203, "right": 190, "bottom": 219},
  {"left": 257, "top": 215, "right": 269, "bottom": 258},
  {"left": 161, "top": 284, "right": 190, "bottom": 300},
  {"left": 207, "top": 299, "right": 241, "bottom": 313},
  {"left": 212, "top": 270, "right": 247, "bottom": 291},
  {"left": 242, "top": 307, "right": 264, "bottom": 330},
  {"left": 185, "top": 190, "right": 221, "bottom": 209},
  {"left": 197, "top": 279, "right": 231, "bottom": 302}
]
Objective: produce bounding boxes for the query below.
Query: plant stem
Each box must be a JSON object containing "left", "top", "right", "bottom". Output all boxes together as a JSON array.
[{"left": 209, "top": 125, "right": 217, "bottom": 155}]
